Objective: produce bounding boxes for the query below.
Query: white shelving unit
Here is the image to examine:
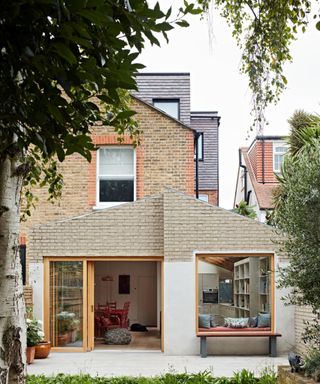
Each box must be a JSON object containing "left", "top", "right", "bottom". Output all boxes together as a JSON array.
[
  {"left": 233, "top": 258, "right": 260, "bottom": 317},
  {"left": 259, "top": 257, "right": 271, "bottom": 313}
]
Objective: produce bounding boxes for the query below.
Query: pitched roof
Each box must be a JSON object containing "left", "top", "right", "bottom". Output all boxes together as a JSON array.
[
  {"left": 242, "top": 147, "right": 277, "bottom": 210},
  {"left": 131, "top": 94, "right": 195, "bottom": 132}
]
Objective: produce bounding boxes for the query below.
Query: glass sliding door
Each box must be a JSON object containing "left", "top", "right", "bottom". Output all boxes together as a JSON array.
[{"left": 49, "top": 261, "right": 85, "bottom": 348}]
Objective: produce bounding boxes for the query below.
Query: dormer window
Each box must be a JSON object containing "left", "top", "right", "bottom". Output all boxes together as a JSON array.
[
  {"left": 273, "top": 143, "right": 287, "bottom": 173},
  {"left": 97, "top": 147, "right": 135, "bottom": 205},
  {"left": 153, "top": 99, "right": 180, "bottom": 119}
]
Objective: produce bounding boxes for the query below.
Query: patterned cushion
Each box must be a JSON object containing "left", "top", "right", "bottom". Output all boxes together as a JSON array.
[
  {"left": 224, "top": 317, "right": 249, "bottom": 328},
  {"left": 105, "top": 328, "right": 132, "bottom": 345}
]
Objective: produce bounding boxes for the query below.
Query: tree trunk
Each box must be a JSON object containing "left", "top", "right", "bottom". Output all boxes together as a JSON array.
[{"left": 0, "top": 155, "right": 26, "bottom": 384}]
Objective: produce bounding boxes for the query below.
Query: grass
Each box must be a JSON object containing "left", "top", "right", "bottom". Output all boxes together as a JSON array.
[{"left": 27, "top": 369, "right": 277, "bottom": 384}]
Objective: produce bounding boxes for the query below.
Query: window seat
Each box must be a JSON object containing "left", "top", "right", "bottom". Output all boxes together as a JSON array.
[
  {"left": 199, "top": 326, "right": 271, "bottom": 332},
  {"left": 197, "top": 328, "right": 281, "bottom": 358}
]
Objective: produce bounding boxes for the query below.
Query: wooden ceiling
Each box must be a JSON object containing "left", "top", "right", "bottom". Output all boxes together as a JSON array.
[{"left": 199, "top": 256, "right": 244, "bottom": 271}]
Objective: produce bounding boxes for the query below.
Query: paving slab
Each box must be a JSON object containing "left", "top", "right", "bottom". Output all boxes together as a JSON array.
[{"left": 27, "top": 351, "right": 288, "bottom": 377}]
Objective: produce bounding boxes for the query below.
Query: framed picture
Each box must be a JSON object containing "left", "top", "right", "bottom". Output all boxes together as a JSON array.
[{"left": 118, "top": 275, "right": 130, "bottom": 294}]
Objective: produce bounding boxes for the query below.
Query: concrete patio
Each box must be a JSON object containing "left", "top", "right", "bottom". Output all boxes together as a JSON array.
[{"left": 27, "top": 351, "right": 288, "bottom": 377}]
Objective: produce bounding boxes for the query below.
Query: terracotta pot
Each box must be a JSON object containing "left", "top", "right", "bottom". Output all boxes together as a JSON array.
[
  {"left": 26, "top": 346, "right": 35, "bottom": 364},
  {"left": 35, "top": 341, "right": 51, "bottom": 359},
  {"left": 58, "top": 333, "right": 68, "bottom": 346}
]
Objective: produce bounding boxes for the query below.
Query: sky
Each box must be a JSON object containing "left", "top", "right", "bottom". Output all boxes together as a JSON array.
[{"left": 138, "top": 2, "right": 320, "bottom": 209}]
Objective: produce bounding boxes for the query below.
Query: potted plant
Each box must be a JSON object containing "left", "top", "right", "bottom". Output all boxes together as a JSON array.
[
  {"left": 57, "top": 311, "right": 76, "bottom": 346},
  {"left": 26, "top": 318, "right": 42, "bottom": 364}
]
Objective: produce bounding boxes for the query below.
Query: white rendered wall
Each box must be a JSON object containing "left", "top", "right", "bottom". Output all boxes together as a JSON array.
[
  {"left": 164, "top": 255, "right": 295, "bottom": 355},
  {"left": 29, "top": 263, "right": 44, "bottom": 324},
  {"left": 94, "top": 261, "right": 157, "bottom": 325}
]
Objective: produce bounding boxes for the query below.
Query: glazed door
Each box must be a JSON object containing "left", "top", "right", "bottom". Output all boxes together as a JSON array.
[
  {"left": 87, "top": 261, "right": 95, "bottom": 351},
  {"left": 48, "top": 260, "right": 87, "bottom": 351}
]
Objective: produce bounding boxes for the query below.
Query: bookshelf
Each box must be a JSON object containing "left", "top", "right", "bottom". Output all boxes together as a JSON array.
[
  {"left": 233, "top": 258, "right": 260, "bottom": 317},
  {"left": 259, "top": 257, "right": 270, "bottom": 313}
]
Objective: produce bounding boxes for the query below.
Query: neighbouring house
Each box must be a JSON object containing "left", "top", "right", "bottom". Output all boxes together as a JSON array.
[
  {"left": 21, "top": 75, "right": 295, "bottom": 356},
  {"left": 133, "top": 73, "right": 220, "bottom": 205},
  {"left": 234, "top": 135, "right": 313, "bottom": 355},
  {"left": 234, "top": 136, "right": 288, "bottom": 222}
]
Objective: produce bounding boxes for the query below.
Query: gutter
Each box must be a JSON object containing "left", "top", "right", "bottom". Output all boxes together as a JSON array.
[
  {"left": 239, "top": 149, "right": 248, "bottom": 203},
  {"left": 194, "top": 131, "right": 201, "bottom": 199}
]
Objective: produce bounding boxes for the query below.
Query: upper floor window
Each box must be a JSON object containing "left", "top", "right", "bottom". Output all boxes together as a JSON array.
[
  {"left": 97, "top": 147, "right": 135, "bottom": 205},
  {"left": 194, "top": 132, "right": 204, "bottom": 161},
  {"left": 273, "top": 143, "right": 287, "bottom": 173},
  {"left": 153, "top": 99, "right": 180, "bottom": 119}
]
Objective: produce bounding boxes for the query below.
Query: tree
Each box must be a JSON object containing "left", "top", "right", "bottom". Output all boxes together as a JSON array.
[
  {"left": 211, "top": 0, "right": 319, "bottom": 131},
  {"left": 273, "top": 110, "right": 320, "bottom": 350},
  {"left": 0, "top": 1, "right": 201, "bottom": 382}
]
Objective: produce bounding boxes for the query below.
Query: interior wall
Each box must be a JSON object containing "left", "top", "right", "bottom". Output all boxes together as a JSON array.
[{"left": 94, "top": 261, "right": 158, "bottom": 326}]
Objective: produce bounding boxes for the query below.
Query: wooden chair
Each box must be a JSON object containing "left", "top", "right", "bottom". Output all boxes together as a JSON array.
[
  {"left": 120, "top": 301, "right": 130, "bottom": 328},
  {"left": 106, "top": 301, "right": 116, "bottom": 310},
  {"left": 95, "top": 307, "right": 120, "bottom": 337}
]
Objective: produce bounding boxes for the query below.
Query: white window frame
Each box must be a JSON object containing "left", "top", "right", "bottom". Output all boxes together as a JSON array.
[
  {"left": 199, "top": 194, "right": 209, "bottom": 203},
  {"left": 153, "top": 99, "right": 180, "bottom": 120},
  {"left": 273, "top": 142, "right": 288, "bottom": 173},
  {"left": 194, "top": 132, "right": 204, "bottom": 161},
  {"left": 94, "top": 146, "right": 136, "bottom": 209}
]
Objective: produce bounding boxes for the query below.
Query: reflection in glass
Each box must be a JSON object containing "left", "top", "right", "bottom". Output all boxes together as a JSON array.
[{"left": 49, "top": 261, "right": 83, "bottom": 347}]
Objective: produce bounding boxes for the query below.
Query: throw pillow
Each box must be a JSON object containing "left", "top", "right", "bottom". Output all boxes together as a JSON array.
[
  {"left": 198, "top": 314, "right": 211, "bottom": 328},
  {"left": 228, "top": 317, "right": 249, "bottom": 328},
  {"left": 210, "top": 315, "right": 216, "bottom": 327},
  {"left": 248, "top": 316, "right": 258, "bottom": 328},
  {"left": 257, "top": 313, "right": 271, "bottom": 328}
]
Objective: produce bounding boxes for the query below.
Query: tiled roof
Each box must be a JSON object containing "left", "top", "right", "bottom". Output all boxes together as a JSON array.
[{"left": 242, "top": 147, "right": 278, "bottom": 210}]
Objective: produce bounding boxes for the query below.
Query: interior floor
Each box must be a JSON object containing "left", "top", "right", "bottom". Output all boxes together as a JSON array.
[{"left": 94, "top": 327, "right": 161, "bottom": 350}]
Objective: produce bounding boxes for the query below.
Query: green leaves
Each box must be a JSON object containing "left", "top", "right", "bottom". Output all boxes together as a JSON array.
[
  {"left": 215, "top": 0, "right": 314, "bottom": 131},
  {"left": 274, "top": 111, "right": 320, "bottom": 348}
]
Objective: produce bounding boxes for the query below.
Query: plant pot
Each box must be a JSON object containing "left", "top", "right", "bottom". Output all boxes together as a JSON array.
[
  {"left": 35, "top": 341, "right": 51, "bottom": 359},
  {"left": 26, "top": 346, "right": 35, "bottom": 364},
  {"left": 58, "top": 333, "right": 68, "bottom": 346}
]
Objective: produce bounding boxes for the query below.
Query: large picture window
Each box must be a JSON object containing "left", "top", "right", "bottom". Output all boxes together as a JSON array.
[
  {"left": 197, "top": 254, "right": 274, "bottom": 332},
  {"left": 98, "top": 147, "right": 135, "bottom": 204}
]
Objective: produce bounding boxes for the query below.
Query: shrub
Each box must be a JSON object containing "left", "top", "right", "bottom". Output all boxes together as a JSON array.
[
  {"left": 26, "top": 370, "right": 277, "bottom": 384},
  {"left": 305, "top": 349, "right": 320, "bottom": 382}
]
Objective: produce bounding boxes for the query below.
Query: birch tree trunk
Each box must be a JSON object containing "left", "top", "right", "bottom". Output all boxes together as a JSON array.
[{"left": 0, "top": 154, "right": 26, "bottom": 384}]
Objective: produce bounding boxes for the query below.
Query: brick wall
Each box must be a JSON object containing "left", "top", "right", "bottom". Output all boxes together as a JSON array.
[
  {"left": 21, "top": 98, "right": 195, "bottom": 279},
  {"left": 21, "top": 98, "right": 194, "bottom": 236},
  {"left": 29, "top": 195, "right": 164, "bottom": 262},
  {"left": 29, "top": 189, "right": 283, "bottom": 264},
  {"left": 248, "top": 140, "right": 277, "bottom": 183},
  {"left": 295, "top": 306, "right": 316, "bottom": 354},
  {"left": 198, "top": 190, "right": 218, "bottom": 205},
  {"left": 23, "top": 286, "right": 33, "bottom": 309},
  {"left": 162, "top": 189, "right": 282, "bottom": 261}
]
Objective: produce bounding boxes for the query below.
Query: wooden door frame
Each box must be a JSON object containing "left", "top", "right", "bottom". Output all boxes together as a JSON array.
[
  {"left": 44, "top": 256, "right": 164, "bottom": 352},
  {"left": 44, "top": 257, "right": 88, "bottom": 352},
  {"left": 195, "top": 252, "right": 276, "bottom": 334}
]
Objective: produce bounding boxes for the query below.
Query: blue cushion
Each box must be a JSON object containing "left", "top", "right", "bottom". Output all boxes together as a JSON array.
[
  {"left": 198, "top": 314, "right": 211, "bottom": 328},
  {"left": 257, "top": 313, "right": 271, "bottom": 328}
]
